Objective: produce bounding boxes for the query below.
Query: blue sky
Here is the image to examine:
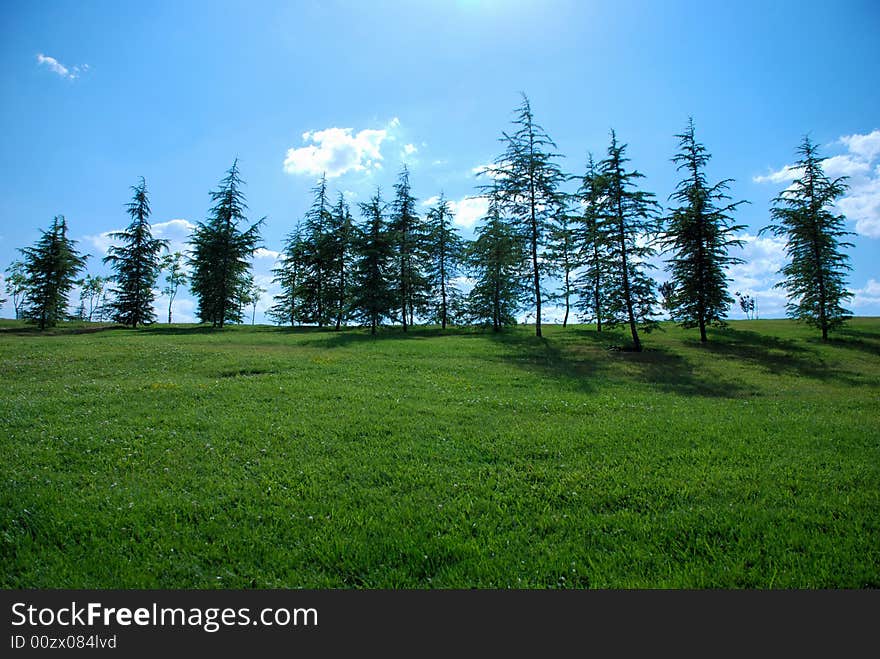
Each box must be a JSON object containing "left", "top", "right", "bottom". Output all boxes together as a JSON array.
[{"left": 1, "top": 0, "right": 878, "bottom": 323}]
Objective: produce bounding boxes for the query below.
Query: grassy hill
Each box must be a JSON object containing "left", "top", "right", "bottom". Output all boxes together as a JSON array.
[{"left": 1, "top": 318, "right": 878, "bottom": 588}]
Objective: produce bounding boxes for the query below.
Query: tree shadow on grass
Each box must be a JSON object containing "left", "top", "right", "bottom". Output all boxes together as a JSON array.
[
  {"left": 828, "top": 328, "right": 880, "bottom": 358},
  {"left": 698, "top": 327, "right": 862, "bottom": 383},
  {"left": 0, "top": 323, "right": 124, "bottom": 337},
  {"left": 137, "top": 325, "right": 223, "bottom": 336},
  {"left": 484, "top": 328, "right": 746, "bottom": 398}
]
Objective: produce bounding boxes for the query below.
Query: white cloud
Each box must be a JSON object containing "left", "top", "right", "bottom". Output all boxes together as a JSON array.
[
  {"left": 403, "top": 143, "right": 417, "bottom": 156},
  {"left": 852, "top": 278, "right": 880, "bottom": 309},
  {"left": 754, "top": 129, "right": 880, "bottom": 239},
  {"left": 36, "top": 54, "right": 86, "bottom": 80},
  {"left": 82, "top": 230, "right": 119, "bottom": 256},
  {"left": 839, "top": 130, "right": 880, "bottom": 162},
  {"left": 254, "top": 248, "right": 280, "bottom": 261},
  {"left": 752, "top": 164, "right": 802, "bottom": 184},
  {"left": 84, "top": 218, "right": 195, "bottom": 258},
  {"left": 282, "top": 118, "right": 400, "bottom": 178},
  {"left": 153, "top": 218, "right": 195, "bottom": 254},
  {"left": 422, "top": 194, "right": 489, "bottom": 230},
  {"left": 822, "top": 154, "right": 871, "bottom": 178},
  {"left": 726, "top": 233, "right": 788, "bottom": 319},
  {"left": 839, "top": 165, "right": 880, "bottom": 238}
]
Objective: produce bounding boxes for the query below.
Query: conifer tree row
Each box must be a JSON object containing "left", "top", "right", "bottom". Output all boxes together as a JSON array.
[{"left": 9, "top": 113, "right": 857, "bottom": 341}]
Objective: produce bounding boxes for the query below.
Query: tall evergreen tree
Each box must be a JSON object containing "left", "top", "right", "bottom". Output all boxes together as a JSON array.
[
  {"left": 160, "top": 251, "right": 188, "bottom": 324},
  {"left": 761, "top": 136, "right": 853, "bottom": 340},
  {"left": 424, "top": 193, "right": 465, "bottom": 329},
  {"left": 485, "top": 93, "right": 565, "bottom": 337},
  {"left": 353, "top": 188, "right": 396, "bottom": 334},
  {"left": 390, "top": 166, "right": 428, "bottom": 331},
  {"left": 19, "top": 215, "right": 88, "bottom": 329},
  {"left": 327, "top": 192, "right": 357, "bottom": 330},
  {"left": 189, "top": 159, "right": 263, "bottom": 328},
  {"left": 269, "top": 225, "right": 305, "bottom": 327},
  {"left": 572, "top": 154, "right": 613, "bottom": 331},
  {"left": 599, "top": 130, "right": 662, "bottom": 352},
  {"left": 466, "top": 190, "right": 528, "bottom": 331},
  {"left": 299, "top": 174, "right": 333, "bottom": 326},
  {"left": 103, "top": 178, "right": 168, "bottom": 328},
  {"left": 662, "top": 119, "right": 747, "bottom": 342}
]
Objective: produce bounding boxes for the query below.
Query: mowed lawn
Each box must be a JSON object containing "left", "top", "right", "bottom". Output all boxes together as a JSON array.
[{"left": 1, "top": 318, "right": 878, "bottom": 588}]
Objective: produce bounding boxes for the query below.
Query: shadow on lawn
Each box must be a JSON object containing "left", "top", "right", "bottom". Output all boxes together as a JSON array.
[
  {"left": 0, "top": 323, "right": 123, "bottom": 336},
  {"left": 829, "top": 328, "right": 880, "bottom": 358},
  {"left": 699, "top": 327, "right": 847, "bottom": 381},
  {"left": 485, "top": 328, "right": 746, "bottom": 398}
]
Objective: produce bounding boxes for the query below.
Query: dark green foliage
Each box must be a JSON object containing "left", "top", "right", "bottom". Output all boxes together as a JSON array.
[
  {"left": 573, "top": 154, "right": 613, "bottom": 332},
  {"left": 352, "top": 188, "right": 396, "bottom": 333},
  {"left": 484, "top": 94, "right": 566, "bottom": 337},
  {"left": 299, "top": 174, "right": 334, "bottom": 326},
  {"left": 19, "top": 216, "right": 88, "bottom": 329},
  {"left": 424, "top": 193, "right": 466, "bottom": 329},
  {"left": 662, "top": 119, "right": 747, "bottom": 342},
  {"left": 269, "top": 225, "right": 305, "bottom": 327},
  {"left": 160, "top": 251, "right": 188, "bottom": 324},
  {"left": 761, "top": 136, "right": 853, "bottom": 341},
  {"left": 103, "top": 178, "right": 168, "bottom": 328},
  {"left": 327, "top": 192, "right": 357, "bottom": 330},
  {"left": 189, "top": 159, "right": 264, "bottom": 328},
  {"left": 390, "top": 166, "right": 429, "bottom": 331},
  {"left": 466, "top": 191, "right": 529, "bottom": 331},
  {"left": 597, "top": 130, "right": 662, "bottom": 351}
]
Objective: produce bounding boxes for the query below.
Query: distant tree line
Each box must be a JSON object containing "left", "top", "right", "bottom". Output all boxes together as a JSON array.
[{"left": 6, "top": 95, "right": 854, "bottom": 346}]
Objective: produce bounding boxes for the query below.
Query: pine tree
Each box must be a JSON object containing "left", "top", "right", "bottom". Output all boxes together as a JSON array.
[
  {"left": 299, "top": 174, "right": 333, "bottom": 326},
  {"left": 19, "top": 215, "right": 88, "bottom": 329},
  {"left": 424, "top": 193, "right": 465, "bottom": 329},
  {"left": 189, "top": 159, "right": 264, "bottom": 328},
  {"left": 103, "top": 178, "right": 168, "bottom": 327},
  {"left": 390, "top": 166, "right": 428, "bottom": 331},
  {"left": 761, "top": 136, "right": 853, "bottom": 340},
  {"left": 466, "top": 190, "right": 528, "bottom": 331},
  {"left": 160, "top": 251, "right": 188, "bottom": 323},
  {"left": 353, "top": 188, "right": 396, "bottom": 334},
  {"left": 598, "top": 130, "right": 662, "bottom": 352},
  {"left": 572, "top": 154, "right": 613, "bottom": 331},
  {"left": 662, "top": 119, "right": 747, "bottom": 342},
  {"left": 485, "top": 94, "right": 565, "bottom": 337},
  {"left": 269, "top": 225, "right": 305, "bottom": 327},
  {"left": 327, "top": 192, "right": 357, "bottom": 330}
]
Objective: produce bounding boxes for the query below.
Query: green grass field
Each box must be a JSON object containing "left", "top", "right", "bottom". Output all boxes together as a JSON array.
[{"left": 1, "top": 318, "right": 878, "bottom": 588}]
